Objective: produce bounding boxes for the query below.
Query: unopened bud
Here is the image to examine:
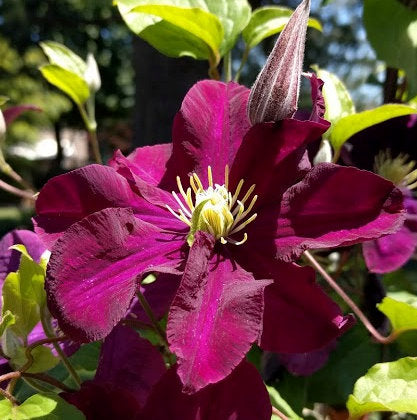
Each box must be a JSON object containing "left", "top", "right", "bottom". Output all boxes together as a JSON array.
[
  {"left": 0, "top": 110, "right": 5, "bottom": 141},
  {"left": 84, "top": 53, "right": 101, "bottom": 93},
  {"left": 248, "top": 0, "right": 311, "bottom": 124}
]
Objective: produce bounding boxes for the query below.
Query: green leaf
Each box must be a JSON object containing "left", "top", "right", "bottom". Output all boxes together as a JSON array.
[
  {"left": 378, "top": 293, "right": 417, "bottom": 336},
  {"left": 204, "top": 0, "right": 251, "bottom": 55},
  {"left": 312, "top": 66, "right": 355, "bottom": 133},
  {"left": 11, "top": 345, "right": 59, "bottom": 374},
  {"left": 0, "top": 310, "right": 15, "bottom": 336},
  {"left": 0, "top": 96, "right": 9, "bottom": 106},
  {"left": 40, "top": 65, "right": 90, "bottom": 106},
  {"left": 40, "top": 41, "right": 86, "bottom": 78},
  {"left": 347, "top": 357, "right": 417, "bottom": 418},
  {"left": 242, "top": 6, "right": 322, "bottom": 50},
  {"left": 1, "top": 246, "right": 46, "bottom": 338},
  {"left": 0, "top": 393, "right": 85, "bottom": 419},
  {"left": 267, "top": 386, "right": 302, "bottom": 420},
  {"left": 364, "top": 0, "right": 417, "bottom": 97},
  {"left": 329, "top": 104, "right": 417, "bottom": 152},
  {"left": 116, "top": 0, "right": 223, "bottom": 60}
]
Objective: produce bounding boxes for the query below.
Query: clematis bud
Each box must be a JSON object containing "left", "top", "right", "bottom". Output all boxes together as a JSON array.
[
  {"left": 84, "top": 53, "right": 101, "bottom": 93},
  {"left": 248, "top": 0, "right": 311, "bottom": 124}
]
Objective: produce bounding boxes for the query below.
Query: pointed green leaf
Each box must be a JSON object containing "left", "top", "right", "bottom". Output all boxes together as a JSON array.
[
  {"left": 0, "top": 393, "right": 85, "bottom": 419},
  {"left": 2, "top": 246, "right": 46, "bottom": 338},
  {"left": 347, "top": 357, "right": 417, "bottom": 418},
  {"left": 364, "top": 0, "right": 417, "bottom": 97},
  {"left": 40, "top": 41, "right": 86, "bottom": 78},
  {"left": 378, "top": 293, "right": 417, "bottom": 335},
  {"left": 242, "top": 6, "right": 322, "bottom": 50},
  {"left": 40, "top": 65, "right": 90, "bottom": 106},
  {"left": 116, "top": 0, "right": 223, "bottom": 60},
  {"left": 0, "top": 96, "right": 9, "bottom": 106},
  {"left": 330, "top": 104, "right": 417, "bottom": 152}
]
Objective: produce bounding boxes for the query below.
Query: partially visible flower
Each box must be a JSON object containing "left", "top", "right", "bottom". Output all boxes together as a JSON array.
[
  {"left": 347, "top": 115, "right": 417, "bottom": 273},
  {"left": 84, "top": 53, "right": 101, "bottom": 93},
  {"left": 35, "top": 76, "right": 404, "bottom": 395}
]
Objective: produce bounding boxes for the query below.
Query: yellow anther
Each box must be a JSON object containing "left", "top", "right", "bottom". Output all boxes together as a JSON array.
[
  {"left": 224, "top": 164, "right": 229, "bottom": 190},
  {"left": 208, "top": 166, "right": 213, "bottom": 188}
]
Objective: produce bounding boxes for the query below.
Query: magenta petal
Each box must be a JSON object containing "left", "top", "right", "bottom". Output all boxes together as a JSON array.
[
  {"left": 167, "top": 231, "right": 271, "bottom": 393},
  {"left": 166, "top": 80, "right": 251, "bottom": 187},
  {"left": 229, "top": 119, "right": 326, "bottom": 207},
  {"left": 363, "top": 227, "right": 417, "bottom": 273},
  {"left": 275, "top": 163, "right": 405, "bottom": 260},
  {"left": 109, "top": 144, "right": 172, "bottom": 187},
  {"left": 305, "top": 73, "right": 327, "bottom": 124},
  {"left": 95, "top": 324, "right": 166, "bottom": 407},
  {"left": 0, "top": 229, "right": 46, "bottom": 284},
  {"left": 46, "top": 208, "right": 184, "bottom": 342},
  {"left": 34, "top": 165, "right": 141, "bottom": 248},
  {"left": 142, "top": 361, "right": 272, "bottom": 420},
  {"left": 261, "top": 261, "right": 354, "bottom": 353}
]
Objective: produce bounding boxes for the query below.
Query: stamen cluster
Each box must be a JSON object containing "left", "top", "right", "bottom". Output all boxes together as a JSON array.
[
  {"left": 374, "top": 150, "right": 417, "bottom": 190},
  {"left": 166, "top": 166, "right": 258, "bottom": 246}
]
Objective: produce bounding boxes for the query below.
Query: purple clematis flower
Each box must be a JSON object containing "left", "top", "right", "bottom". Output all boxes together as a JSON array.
[
  {"left": 34, "top": 76, "right": 404, "bottom": 393},
  {"left": 347, "top": 115, "right": 417, "bottom": 273}
]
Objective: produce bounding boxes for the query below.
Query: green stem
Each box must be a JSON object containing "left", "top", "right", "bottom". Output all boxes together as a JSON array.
[
  {"left": 41, "top": 307, "right": 81, "bottom": 389},
  {"left": 1, "top": 162, "right": 35, "bottom": 192},
  {"left": 234, "top": 45, "right": 250, "bottom": 82},
  {"left": 77, "top": 104, "right": 102, "bottom": 164},
  {"left": 23, "top": 372, "right": 74, "bottom": 393},
  {"left": 223, "top": 51, "right": 232, "bottom": 82},
  {"left": 208, "top": 54, "right": 221, "bottom": 81},
  {"left": 0, "top": 178, "right": 35, "bottom": 201},
  {"left": 136, "top": 290, "right": 168, "bottom": 347}
]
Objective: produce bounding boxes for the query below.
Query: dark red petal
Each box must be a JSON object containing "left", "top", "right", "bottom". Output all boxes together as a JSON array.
[
  {"left": 109, "top": 144, "right": 172, "bottom": 187},
  {"left": 34, "top": 165, "right": 142, "bottom": 248},
  {"left": 46, "top": 208, "right": 184, "bottom": 342},
  {"left": 167, "top": 231, "right": 271, "bottom": 393},
  {"left": 247, "top": 0, "right": 311, "bottom": 123},
  {"left": 62, "top": 381, "right": 142, "bottom": 420},
  {"left": 164, "top": 80, "right": 251, "bottom": 187},
  {"left": 275, "top": 163, "right": 405, "bottom": 260},
  {"left": 260, "top": 261, "right": 354, "bottom": 353},
  {"left": 95, "top": 324, "right": 166, "bottom": 407},
  {"left": 142, "top": 361, "right": 272, "bottom": 420},
  {"left": 229, "top": 118, "right": 326, "bottom": 207},
  {"left": 3, "top": 105, "right": 41, "bottom": 125}
]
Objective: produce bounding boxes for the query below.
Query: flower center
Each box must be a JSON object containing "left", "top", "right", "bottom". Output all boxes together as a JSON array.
[
  {"left": 374, "top": 150, "right": 417, "bottom": 190},
  {"left": 166, "top": 166, "right": 258, "bottom": 246}
]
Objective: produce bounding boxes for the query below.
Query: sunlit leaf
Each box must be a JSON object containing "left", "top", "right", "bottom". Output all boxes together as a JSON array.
[
  {"left": 1, "top": 245, "right": 46, "bottom": 338},
  {"left": 0, "top": 310, "right": 15, "bottom": 336},
  {"left": 242, "top": 6, "right": 322, "bottom": 50},
  {"left": 0, "top": 393, "right": 85, "bottom": 419},
  {"left": 330, "top": 104, "right": 417, "bottom": 152},
  {"left": 347, "top": 357, "right": 417, "bottom": 418},
  {"left": 11, "top": 345, "right": 59, "bottom": 374},
  {"left": 364, "top": 0, "right": 417, "bottom": 97},
  {"left": 40, "top": 65, "right": 90, "bottom": 106},
  {"left": 40, "top": 41, "right": 86, "bottom": 78}
]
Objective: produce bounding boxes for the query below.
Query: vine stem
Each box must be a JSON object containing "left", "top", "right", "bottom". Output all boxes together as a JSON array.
[
  {"left": 0, "top": 386, "right": 18, "bottom": 405},
  {"left": 272, "top": 407, "right": 289, "bottom": 420},
  {"left": 1, "top": 162, "right": 35, "bottom": 192},
  {"left": 303, "top": 250, "right": 399, "bottom": 345},
  {"left": 234, "top": 46, "right": 249, "bottom": 82},
  {"left": 0, "top": 178, "right": 36, "bottom": 200},
  {"left": 41, "top": 307, "right": 81, "bottom": 389},
  {"left": 136, "top": 290, "right": 168, "bottom": 347},
  {"left": 77, "top": 104, "right": 102, "bottom": 164},
  {"left": 223, "top": 51, "right": 232, "bottom": 82}
]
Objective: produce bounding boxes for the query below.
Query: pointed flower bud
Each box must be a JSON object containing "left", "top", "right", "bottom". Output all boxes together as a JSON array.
[
  {"left": 247, "top": 0, "right": 311, "bottom": 124},
  {"left": 84, "top": 53, "right": 101, "bottom": 93}
]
